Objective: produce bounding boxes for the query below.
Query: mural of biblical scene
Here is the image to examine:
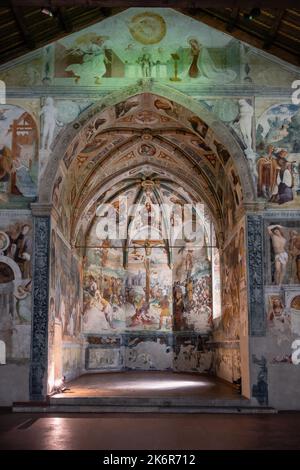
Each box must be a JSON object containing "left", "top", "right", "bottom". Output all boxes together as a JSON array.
[
  {"left": 256, "top": 103, "right": 300, "bottom": 207},
  {"left": 83, "top": 244, "right": 126, "bottom": 334},
  {"left": 53, "top": 9, "right": 240, "bottom": 86},
  {"left": 267, "top": 223, "right": 300, "bottom": 285},
  {"left": 82, "top": 175, "right": 216, "bottom": 336},
  {"left": 216, "top": 222, "right": 247, "bottom": 341},
  {"left": 83, "top": 245, "right": 173, "bottom": 334},
  {"left": 0, "top": 212, "right": 32, "bottom": 359},
  {"left": 126, "top": 246, "right": 172, "bottom": 332},
  {"left": 173, "top": 243, "right": 213, "bottom": 334},
  {"left": 0, "top": 105, "right": 38, "bottom": 207},
  {"left": 54, "top": 233, "right": 82, "bottom": 341}
]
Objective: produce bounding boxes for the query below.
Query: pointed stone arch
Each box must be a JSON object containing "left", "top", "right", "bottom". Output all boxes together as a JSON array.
[{"left": 30, "top": 84, "right": 254, "bottom": 401}]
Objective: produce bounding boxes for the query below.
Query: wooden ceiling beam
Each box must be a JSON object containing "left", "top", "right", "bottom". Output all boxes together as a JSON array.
[
  {"left": 57, "top": 6, "right": 73, "bottom": 32},
  {"left": 263, "top": 10, "right": 285, "bottom": 49},
  {"left": 226, "top": 7, "right": 240, "bottom": 32},
  {"left": 181, "top": 8, "right": 300, "bottom": 66},
  {"left": 5, "top": 1, "right": 300, "bottom": 9},
  {"left": 10, "top": 0, "right": 36, "bottom": 49}
]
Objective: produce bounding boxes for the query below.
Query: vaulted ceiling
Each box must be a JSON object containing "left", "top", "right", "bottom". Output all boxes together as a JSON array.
[
  {"left": 0, "top": 1, "right": 300, "bottom": 67},
  {"left": 46, "top": 92, "right": 249, "bottom": 249}
]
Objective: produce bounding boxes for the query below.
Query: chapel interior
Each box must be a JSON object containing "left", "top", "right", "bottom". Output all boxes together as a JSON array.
[{"left": 0, "top": 3, "right": 300, "bottom": 417}]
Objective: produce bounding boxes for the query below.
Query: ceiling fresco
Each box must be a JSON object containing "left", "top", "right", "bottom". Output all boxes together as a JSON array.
[{"left": 48, "top": 92, "right": 243, "bottom": 246}]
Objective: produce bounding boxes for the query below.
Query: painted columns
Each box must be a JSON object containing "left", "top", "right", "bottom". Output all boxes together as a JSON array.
[
  {"left": 246, "top": 214, "right": 266, "bottom": 337},
  {"left": 29, "top": 203, "right": 52, "bottom": 401}
]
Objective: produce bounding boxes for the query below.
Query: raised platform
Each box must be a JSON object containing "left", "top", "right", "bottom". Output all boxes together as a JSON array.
[{"left": 13, "top": 371, "right": 276, "bottom": 413}]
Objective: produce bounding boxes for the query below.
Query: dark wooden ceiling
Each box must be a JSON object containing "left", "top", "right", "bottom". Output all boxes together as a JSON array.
[{"left": 0, "top": 1, "right": 300, "bottom": 67}]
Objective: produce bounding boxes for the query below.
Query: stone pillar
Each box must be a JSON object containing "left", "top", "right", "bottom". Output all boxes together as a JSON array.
[
  {"left": 29, "top": 203, "right": 52, "bottom": 401},
  {"left": 246, "top": 214, "right": 266, "bottom": 336}
]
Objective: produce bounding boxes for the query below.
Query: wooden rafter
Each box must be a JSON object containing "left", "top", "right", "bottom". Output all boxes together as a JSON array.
[
  {"left": 10, "top": 0, "right": 36, "bottom": 49},
  {"left": 57, "top": 7, "right": 73, "bottom": 33},
  {"left": 6, "top": 1, "right": 300, "bottom": 7},
  {"left": 182, "top": 7, "right": 300, "bottom": 66},
  {"left": 0, "top": 3, "right": 299, "bottom": 67},
  {"left": 263, "top": 10, "right": 285, "bottom": 49},
  {"left": 226, "top": 7, "right": 240, "bottom": 32}
]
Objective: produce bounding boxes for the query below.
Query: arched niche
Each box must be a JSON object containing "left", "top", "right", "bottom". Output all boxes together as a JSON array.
[{"left": 31, "top": 89, "right": 253, "bottom": 401}]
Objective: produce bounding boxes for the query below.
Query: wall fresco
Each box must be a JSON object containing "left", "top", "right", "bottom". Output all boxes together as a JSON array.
[
  {"left": 0, "top": 105, "right": 38, "bottom": 207},
  {"left": 0, "top": 211, "right": 32, "bottom": 360},
  {"left": 267, "top": 222, "right": 300, "bottom": 285},
  {"left": 1, "top": 9, "right": 299, "bottom": 90},
  {"left": 256, "top": 103, "right": 300, "bottom": 208},
  {"left": 54, "top": 9, "right": 239, "bottom": 86},
  {"left": 48, "top": 229, "right": 83, "bottom": 388}
]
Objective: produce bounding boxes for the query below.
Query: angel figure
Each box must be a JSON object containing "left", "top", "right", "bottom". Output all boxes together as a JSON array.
[{"left": 65, "top": 33, "right": 110, "bottom": 84}]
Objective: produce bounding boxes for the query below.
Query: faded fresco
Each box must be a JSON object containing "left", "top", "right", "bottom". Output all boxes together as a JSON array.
[
  {"left": 55, "top": 234, "right": 82, "bottom": 340},
  {"left": 264, "top": 221, "right": 300, "bottom": 372},
  {"left": 212, "top": 219, "right": 247, "bottom": 383},
  {"left": 54, "top": 10, "right": 239, "bottom": 86},
  {"left": 0, "top": 211, "right": 32, "bottom": 360},
  {"left": 48, "top": 229, "right": 83, "bottom": 385},
  {"left": 256, "top": 103, "right": 300, "bottom": 208},
  {"left": 0, "top": 105, "right": 38, "bottom": 207}
]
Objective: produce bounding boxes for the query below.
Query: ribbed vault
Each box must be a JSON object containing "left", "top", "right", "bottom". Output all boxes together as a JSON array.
[{"left": 45, "top": 89, "right": 253, "bottom": 247}]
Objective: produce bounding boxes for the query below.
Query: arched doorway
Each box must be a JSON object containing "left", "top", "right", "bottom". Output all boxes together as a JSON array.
[{"left": 30, "top": 89, "right": 254, "bottom": 404}]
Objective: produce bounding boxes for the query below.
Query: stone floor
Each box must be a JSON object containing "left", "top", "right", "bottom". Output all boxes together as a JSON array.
[
  {"left": 0, "top": 411, "right": 300, "bottom": 449},
  {"left": 2, "top": 372, "right": 298, "bottom": 450},
  {"left": 53, "top": 371, "right": 240, "bottom": 399}
]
